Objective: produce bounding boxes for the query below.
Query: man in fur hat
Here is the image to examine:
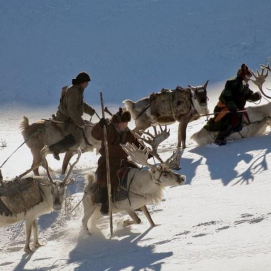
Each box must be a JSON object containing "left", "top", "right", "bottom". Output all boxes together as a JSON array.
[
  {"left": 49, "top": 72, "right": 96, "bottom": 160},
  {"left": 91, "top": 108, "right": 141, "bottom": 215},
  {"left": 204, "top": 63, "right": 261, "bottom": 145}
]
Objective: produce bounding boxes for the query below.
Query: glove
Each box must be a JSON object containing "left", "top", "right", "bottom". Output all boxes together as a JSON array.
[
  {"left": 99, "top": 118, "right": 107, "bottom": 128},
  {"left": 252, "top": 91, "right": 261, "bottom": 101},
  {"left": 229, "top": 107, "right": 237, "bottom": 114}
]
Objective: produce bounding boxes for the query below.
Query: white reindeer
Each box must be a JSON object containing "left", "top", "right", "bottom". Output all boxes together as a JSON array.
[
  {"left": 191, "top": 114, "right": 271, "bottom": 146},
  {"left": 0, "top": 147, "right": 81, "bottom": 253},
  {"left": 82, "top": 126, "right": 186, "bottom": 233},
  {"left": 191, "top": 66, "right": 271, "bottom": 146}
]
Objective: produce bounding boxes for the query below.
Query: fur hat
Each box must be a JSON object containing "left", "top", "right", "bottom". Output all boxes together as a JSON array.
[
  {"left": 237, "top": 63, "right": 252, "bottom": 79},
  {"left": 72, "top": 72, "right": 91, "bottom": 85},
  {"left": 111, "top": 108, "right": 131, "bottom": 123}
]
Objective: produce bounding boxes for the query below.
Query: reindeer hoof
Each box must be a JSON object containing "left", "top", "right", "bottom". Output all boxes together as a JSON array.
[
  {"left": 34, "top": 242, "right": 42, "bottom": 248},
  {"left": 24, "top": 247, "right": 33, "bottom": 253},
  {"left": 123, "top": 219, "right": 131, "bottom": 227}
]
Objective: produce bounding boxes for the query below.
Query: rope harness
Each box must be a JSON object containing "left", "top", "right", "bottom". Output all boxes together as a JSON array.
[{"left": 0, "top": 128, "right": 44, "bottom": 169}]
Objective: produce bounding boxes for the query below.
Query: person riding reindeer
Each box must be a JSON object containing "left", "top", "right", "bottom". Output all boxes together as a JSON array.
[
  {"left": 91, "top": 108, "right": 143, "bottom": 215},
  {"left": 49, "top": 72, "right": 96, "bottom": 160},
  {"left": 205, "top": 63, "right": 261, "bottom": 146}
]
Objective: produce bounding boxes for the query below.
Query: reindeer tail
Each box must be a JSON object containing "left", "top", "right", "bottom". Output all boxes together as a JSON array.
[
  {"left": 20, "top": 116, "right": 29, "bottom": 131},
  {"left": 84, "top": 172, "right": 96, "bottom": 191},
  {"left": 123, "top": 99, "right": 134, "bottom": 111}
]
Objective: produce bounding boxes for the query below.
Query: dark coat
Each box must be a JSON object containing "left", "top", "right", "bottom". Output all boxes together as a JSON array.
[
  {"left": 205, "top": 76, "right": 260, "bottom": 132},
  {"left": 91, "top": 122, "right": 141, "bottom": 188}
]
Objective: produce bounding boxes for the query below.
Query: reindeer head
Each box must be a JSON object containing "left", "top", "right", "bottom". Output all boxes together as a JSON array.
[
  {"left": 188, "top": 80, "right": 209, "bottom": 107},
  {"left": 121, "top": 125, "right": 186, "bottom": 187},
  {"left": 41, "top": 146, "right": 81, "bottom": 211}
]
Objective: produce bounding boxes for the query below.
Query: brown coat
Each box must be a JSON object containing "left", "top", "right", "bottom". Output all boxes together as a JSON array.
[
  {"left": 55, "top": 85, "right": 95, "bottom": 127},
  {"left": 54, "top": 85, "right": 95, "bottom": 142},
  {"left": 91, "top": 122, "right": 140, "bottom": 188}
]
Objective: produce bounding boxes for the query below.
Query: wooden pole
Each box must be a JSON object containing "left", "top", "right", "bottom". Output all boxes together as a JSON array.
[
  {"left": 100, "top": 92, "right": 113, "bottom": 238},
  {"left": 202, "top": 109, "right": 247, "bottom": 117}
]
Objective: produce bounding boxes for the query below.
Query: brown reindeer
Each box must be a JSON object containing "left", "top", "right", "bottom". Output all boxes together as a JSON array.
[
  {"left": 123, "top": 80, "right": 209, "bottom": 168},
  {"left": 0, "top": 147, "right": 81, "bottom": 253},
  {"left": 20, "top": 116, "right": 100, "bottom": 176}
]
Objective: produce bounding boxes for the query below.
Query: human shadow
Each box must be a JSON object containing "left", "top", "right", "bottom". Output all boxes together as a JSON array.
[
  {"left": 64, "top": 226, "right": 173, "bottom": 271},
  {"left": 178, "top": 155, "right": 202, "bottom": 185},
  {"left": 189, "top": 134, "right": 271, "bottom": 186}
]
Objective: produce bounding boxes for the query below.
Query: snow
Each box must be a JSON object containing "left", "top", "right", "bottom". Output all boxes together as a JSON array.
[{"left": 1, "top": 0, "right": 271, "bottom": 270}]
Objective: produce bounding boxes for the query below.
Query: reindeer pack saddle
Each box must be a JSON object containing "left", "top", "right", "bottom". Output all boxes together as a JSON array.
[
  {"left": 0, "top": 177, "right": 43, "bottom": 215},
  {"left": 150, "top": 87, "right": 191, "bottom": 120}
]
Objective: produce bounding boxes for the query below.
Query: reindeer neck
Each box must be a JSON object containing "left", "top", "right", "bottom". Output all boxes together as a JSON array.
[{"left": 127, "top": 168, "right": 164, "bottom": 202}]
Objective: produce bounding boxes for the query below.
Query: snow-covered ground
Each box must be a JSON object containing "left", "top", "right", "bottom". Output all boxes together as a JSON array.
[
  {"left": 1, "top": 102, "right": 271, "bottom": 271},
  {"left": 1, "top": 1, "right": 271, "bottom": 270}
]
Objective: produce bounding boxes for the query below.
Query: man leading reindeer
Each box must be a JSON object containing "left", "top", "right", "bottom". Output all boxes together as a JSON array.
[
  {"left": 91, "top": 108, "right": 143, "bottom": 215},
  {"left": 49, "top": 72, "right": 96, "bottom": 160},
  {"left": 205, "top": 63, "right": 261, "bottom": 146}
]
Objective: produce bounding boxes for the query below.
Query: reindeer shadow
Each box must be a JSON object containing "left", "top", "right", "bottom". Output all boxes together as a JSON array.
[{"left": 189, "top": 134, "right": 271, "bottom": 186}]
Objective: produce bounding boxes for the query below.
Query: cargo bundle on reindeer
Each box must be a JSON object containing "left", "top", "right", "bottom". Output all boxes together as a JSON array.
[
  {"left": 123, "top": 80, "right": 209, "bottom": 168},
  {"left": 0, "top": 147, "right": 81, "bottom": 253}
]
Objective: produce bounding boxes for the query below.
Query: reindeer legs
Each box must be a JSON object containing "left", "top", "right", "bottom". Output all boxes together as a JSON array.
[
  {"left": 24, "top": 218, "right": 35, "bottom": 253},
  {"left": 123, "top": 209, "right": 142, "bottom": 227},
  {"left": 141, "top": 205, "right": 156, "bottom": 227},
  {"left": 123, "top": 206, "right": 156, "bottom": 227},
  {"left": 32, "top": 219, "right": 41, "bottom": 248}
]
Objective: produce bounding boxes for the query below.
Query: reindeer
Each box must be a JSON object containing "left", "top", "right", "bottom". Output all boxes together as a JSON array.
[
  {"left": 123, "top": 81, "right": 209, "bottom": 168},
  {"left": 192, "top": 63, "right": 271, "bottom": 146},
  {"left": 0, "top": 147, "right": 81, "bottom": 253},
  {"left": 191, "top": 114, "right": 271, "bottom": 146},
  {"left": 20, "top": 116, "right": 100, "bottom": 176},
  {"left": 81, "top": 126, "right": 186, "bottom": 233}
]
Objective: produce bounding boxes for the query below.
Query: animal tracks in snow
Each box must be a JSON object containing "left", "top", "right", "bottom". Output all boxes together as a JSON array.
[{"left": 174, "top": 212, "right": 271, "bottom": 240}]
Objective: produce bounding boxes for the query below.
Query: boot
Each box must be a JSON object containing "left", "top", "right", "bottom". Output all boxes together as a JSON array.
[
  {"left": 49, "top": 135, "right": 76, "bottom": 160},
  {"left": 99, "top": 187, "right": 109, "bottom": 216},
  {"left": 214, "top": 125, "right": 232, "bottom": 146}
]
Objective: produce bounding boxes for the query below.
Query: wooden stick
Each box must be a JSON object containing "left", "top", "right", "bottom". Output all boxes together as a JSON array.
[
  {"left": 201, "top": 109, "right": 247, "bottom": 117},
  {"left": 100, "top": 92, "right": 113, "bottom": 238}
]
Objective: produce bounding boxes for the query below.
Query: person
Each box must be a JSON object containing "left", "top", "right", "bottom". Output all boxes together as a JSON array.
[
  {"left": 49, "top": 72, "right": 96, "bottom": 160},
  {"left": 205, "top": 63, "right": 261, "bottom": 146},
  {"left": 91, "top": 108, "right": 142, "bottom": 215}
]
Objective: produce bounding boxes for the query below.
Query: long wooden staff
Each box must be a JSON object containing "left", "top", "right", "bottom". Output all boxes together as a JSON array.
[{"left": 100, "top": 92, "right": 113, "bottom": 237}]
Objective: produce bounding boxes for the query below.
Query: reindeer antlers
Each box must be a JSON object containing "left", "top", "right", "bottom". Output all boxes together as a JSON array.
[
  {"left": 260, "top": 57, "right": 271, "bottom": 72},
  {"left": 250, "top": 66, "right": 271, "bottom": 99},
  {"left": 40, "top": 146, "right": 81, "bottom": 185},
  {"left": 121, "top": 125, "right": 181, "bottom": 169},
  {"left": 135, "top": 125, "right": 170, "bottom": 157},
  {"left": 62, "top": 148, "right": 82, "bottom": 185},
  {"left": 121, "top": 143, "right": 153, "bottom": 167}
]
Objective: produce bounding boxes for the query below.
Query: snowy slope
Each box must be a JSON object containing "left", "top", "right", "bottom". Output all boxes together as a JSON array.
[{"left": 1, "top": 1, "right": 271, "bottom": 271}]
